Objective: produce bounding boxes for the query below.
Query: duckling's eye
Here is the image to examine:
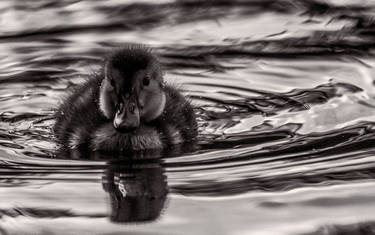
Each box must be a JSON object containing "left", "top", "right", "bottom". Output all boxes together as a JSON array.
[
  {"left": 110, "top": 79, "right": 115, "bottom": 87},
  {"left": 143, "top": 76, "right": 150, "bottom": 86}
]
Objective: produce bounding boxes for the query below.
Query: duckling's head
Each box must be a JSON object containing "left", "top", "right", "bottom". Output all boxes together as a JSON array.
[{"left": 99, "top": 46, "right": 166, "bottom": 132}]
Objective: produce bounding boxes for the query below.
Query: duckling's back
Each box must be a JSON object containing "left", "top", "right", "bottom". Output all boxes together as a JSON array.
[
  {"left": 54, "top": 74, "right": 106, "bottom": 152},
  {"left": 152, "top": 86, "right": 198, "bottom": 146}
]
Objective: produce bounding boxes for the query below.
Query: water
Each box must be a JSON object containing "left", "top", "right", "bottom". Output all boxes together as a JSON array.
[{"left": 1, "top": 0, "right": 375, "bottom": 234}]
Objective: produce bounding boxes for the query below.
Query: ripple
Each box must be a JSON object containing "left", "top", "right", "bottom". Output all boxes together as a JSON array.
[{"left": 1, "top": 0, "right": 375, "bottom": 234}]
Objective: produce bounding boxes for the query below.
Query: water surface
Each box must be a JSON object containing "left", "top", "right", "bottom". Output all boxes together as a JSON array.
[{"left": 1, "top": 0, "right": 375, "bottom": 234}]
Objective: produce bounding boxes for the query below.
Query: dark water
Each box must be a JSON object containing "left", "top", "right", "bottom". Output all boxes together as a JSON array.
[{"left": 1, "top": 0, "right": 375, "bottom": 234}]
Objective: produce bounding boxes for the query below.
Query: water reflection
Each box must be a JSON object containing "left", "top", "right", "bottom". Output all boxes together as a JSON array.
[
  {"left": 56, "top": 145, "right": 197, "bottom": 223},
  {"left": 103, "top": 160, "right": 168, "bottom": 223}
]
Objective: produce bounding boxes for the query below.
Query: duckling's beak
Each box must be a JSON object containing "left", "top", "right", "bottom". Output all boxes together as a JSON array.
[{"left": 113, "top": 101, "right": 140, "bottom": 132}]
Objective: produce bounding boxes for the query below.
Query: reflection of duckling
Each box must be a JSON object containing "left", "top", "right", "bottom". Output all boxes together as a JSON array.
[
  {"left": 54, "top": 45, "right": 197, "bottom": 152},
  {"left": 102, "top": 161, "right": 168, "bottom": 222}
]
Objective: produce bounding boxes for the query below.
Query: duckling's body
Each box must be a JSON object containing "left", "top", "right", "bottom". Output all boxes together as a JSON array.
[{"left": 54, "top": 46, "right": 197, "bottom": 152}]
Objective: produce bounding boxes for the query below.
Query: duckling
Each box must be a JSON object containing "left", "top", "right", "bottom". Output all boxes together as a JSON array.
[{"left": 54, "top": 45, "right": 197, "bottom": 153}]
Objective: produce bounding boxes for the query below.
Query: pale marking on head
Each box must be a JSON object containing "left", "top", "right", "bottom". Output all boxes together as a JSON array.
[
  {"left": 99, "top": 79, "right": 112, "bottom": 118},
  {"left": 99, "top": 61, "right": 114, "bottom": 118},
  {"left": 142, "top": 92, "right": 166, "bottom": 122}
]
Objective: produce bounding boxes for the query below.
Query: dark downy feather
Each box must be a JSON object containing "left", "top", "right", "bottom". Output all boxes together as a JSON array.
[{"left": 54, "top": 47, "right": 197, "bottom": 153}]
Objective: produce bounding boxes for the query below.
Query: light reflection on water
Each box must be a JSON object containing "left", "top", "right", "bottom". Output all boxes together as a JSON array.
[{"left": 1, "top": 0, "right": 375, "bottom": 234}]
